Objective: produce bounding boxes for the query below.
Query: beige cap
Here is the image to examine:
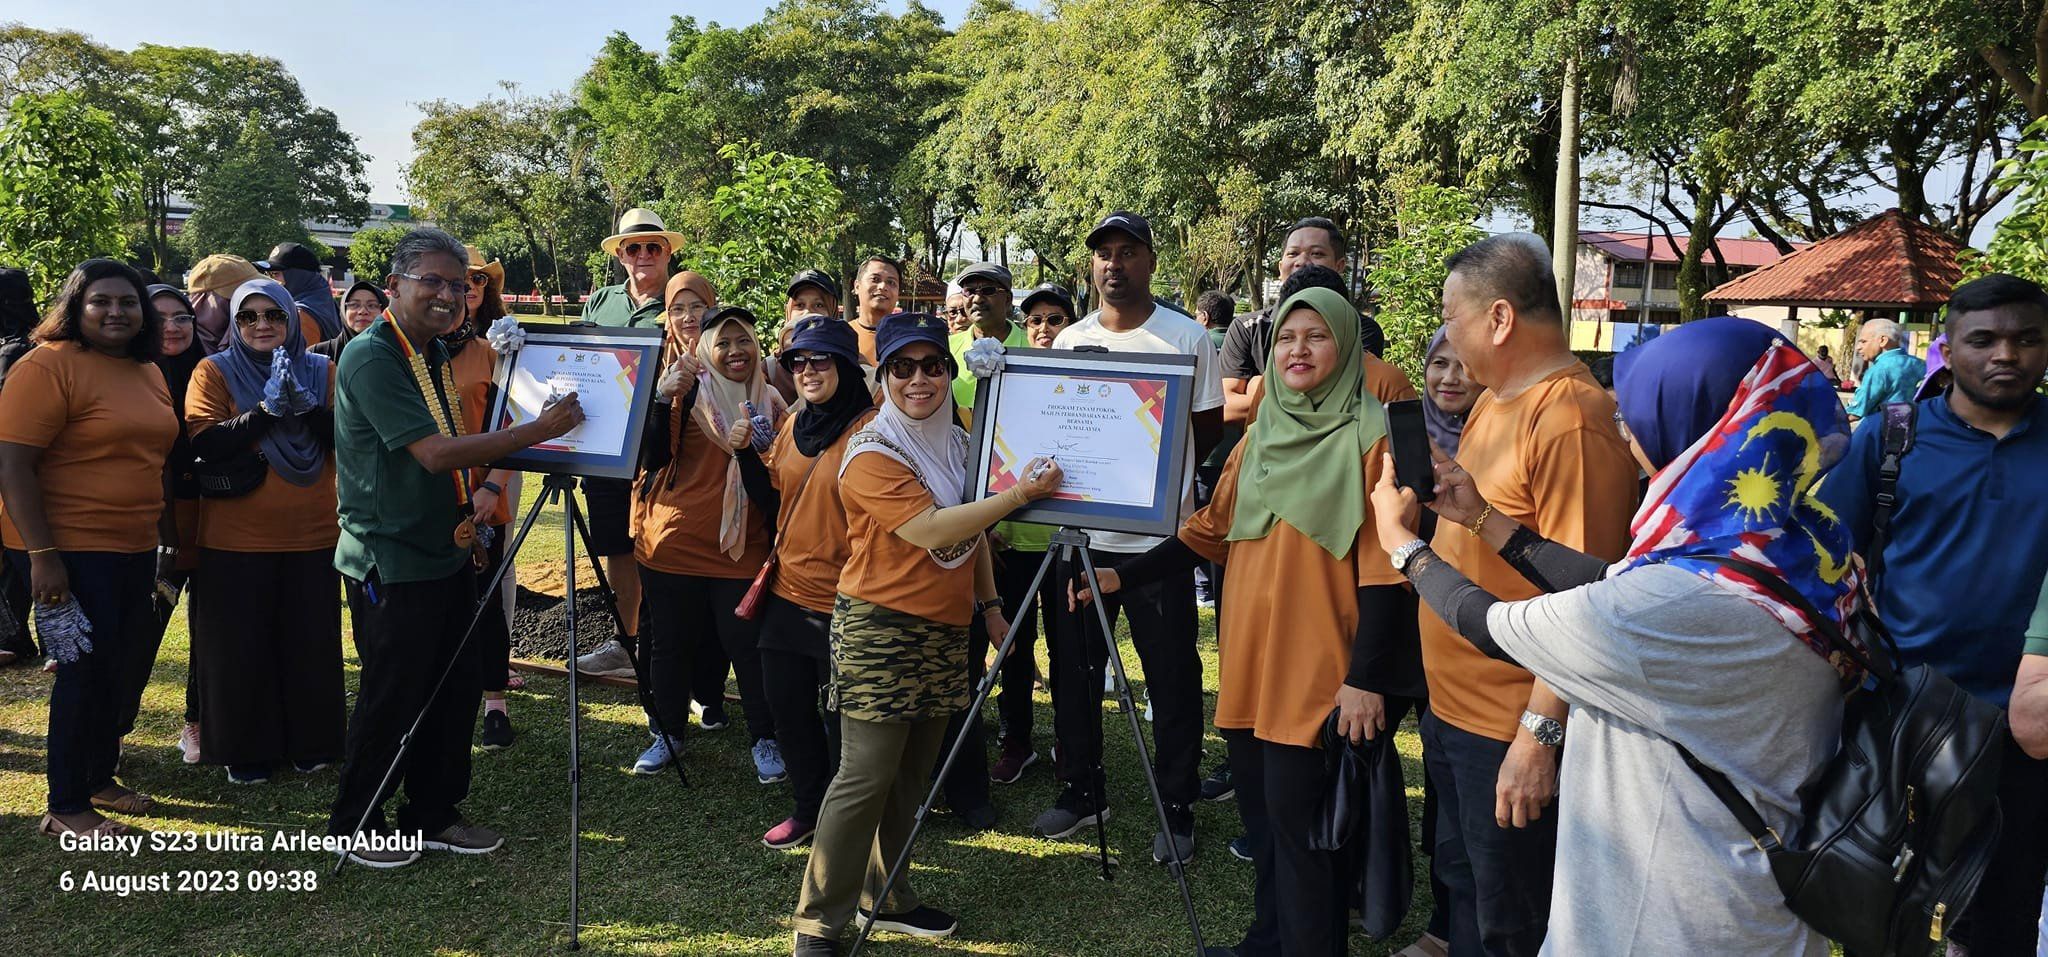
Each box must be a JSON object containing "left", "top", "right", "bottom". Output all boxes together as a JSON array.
[{"left": 185, "top": 254, "right": 262, "bottom": 297}]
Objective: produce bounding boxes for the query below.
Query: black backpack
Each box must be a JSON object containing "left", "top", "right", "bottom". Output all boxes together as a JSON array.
[{"left": 1676, "top": 554, "right": 2006, "bottom": 956}]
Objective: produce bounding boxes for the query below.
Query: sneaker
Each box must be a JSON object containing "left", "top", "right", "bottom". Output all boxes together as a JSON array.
[
  {"left": 989, "top": 744, "right": 1038, "bottom": 785},
  {"left": 793, "top": 933, "right": 841, "bottom": 956},
  {"left": 1200, "top": 761, "right": 1235, "bottom": 802},
  {"left": 226, "top": 764, "right": 271, "bottom": 784},
  {"left": 292, "top": 759, "right": 331, "bottom": 773},
  {"left": 857, "top": 904, "right": 958, "bottom": 939},
  {"left": 1143, "top": 692, "right": 1154, "bottom": 723},
  {"left": 573, "top": 639, "right": 635, "bottom": 678},
  {"left": 345, "top": 845, "right": 421, "bottom": 870},
  {"left": 1152, "top": 804, "right": 1196, "bottom": 864},
  {"left": 753, "top": 738, "right": 787, "bottom": 784},
  {"left": 423, "top": 820, "right": 503, "bottom": 854},
  {"left": 632, "top": 734, "right": 674, "bottom": 776},
  {"left": 697, "top": 701, "right": 730, "bottom": 731},
  {"left": 956, "top": 804, "right": 998, "bottom": 831},
  {"left": 480, "top": 710, "right": 515, "bottom": 750},
  {"left": 178, "top": 722, "right": 202, "bottom": 764},
  {"left": 1031, "top": 785, "right": 1110, "bottom": 839},
  {"left": 1228, "top": 835, "right": 1253, "bottom": 862},
  {"left": 762, "top": 816, "right": 815, "bottom": 850}
]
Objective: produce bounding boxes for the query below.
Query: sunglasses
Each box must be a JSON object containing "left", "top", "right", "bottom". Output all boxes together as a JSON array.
[
  {"left": 234, "top": 308, "right": 291, "bottom": 326},
  {"left": 622, "top": 242, "right": 668, "bottom": 258},
  {"left": 884, "top": 356, "right": 950, "bottom": 380},
  {"left": 1023, "top": 313, "right": 1071, "bottom": 328},
  {"left": 468, "top": 271, "right": 491, "bottom": 286},
  {"left": 787, "top": 353, "right": 836, "bottom": 373}
]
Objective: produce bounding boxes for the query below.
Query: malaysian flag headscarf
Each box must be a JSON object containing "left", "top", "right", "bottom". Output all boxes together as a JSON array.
[{"left": 1615, "top": 317, "right": 1866, "bottom": 677}]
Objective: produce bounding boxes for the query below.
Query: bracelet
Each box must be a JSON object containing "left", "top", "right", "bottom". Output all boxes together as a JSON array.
[
  {"left": 1465, "top": 503, "right": 1494, "bottom": 538},
  {"left": 27, "top": 547, "right": 56, "bottom": 556},
  {"left": 479, "top": 481, "right": 504, "bottom": 496},
  {"left": 157, "top": 545, "right": 179, "bottom": 557}
]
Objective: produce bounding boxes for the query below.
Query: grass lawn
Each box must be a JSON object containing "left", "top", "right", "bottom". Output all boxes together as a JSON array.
[{"left": 0, "top": 490, "right": 1437, "bottom": 955}]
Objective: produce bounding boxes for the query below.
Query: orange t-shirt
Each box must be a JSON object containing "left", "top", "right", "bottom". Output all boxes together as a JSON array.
[
  {"left": 836, "top": 451, "right": 977, "bottom": 626},
  {"left": 185, "top": 360, "right": 339, "bottom": 552},
  {"left": 1420, "top": 361, "right": 1639, "bottom": 742},
  {"left": 298, "top": 310, "right": 326, "bottom": 348},
  {"left": 850, "top": 319, "right": 880, "bottom": 366},
  {"left": 0, "top": 343, "right": 177, "bottom": 552},
  {"left": 766, "top": 408, "right": 879, "bottom": 615},
  {"left": 635, "top": 406, "right": 773, "bottom": 579},
  {"left": 446, "top": 340, "right": 510, "bottom": 526}
]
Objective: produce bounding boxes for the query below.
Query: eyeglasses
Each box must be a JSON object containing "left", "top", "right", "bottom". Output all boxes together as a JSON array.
[
  {"left": 621, "top": 242, "right": 668, "bottom": 258},
  {"left": 162, "top": 313, "right": 195, "bottom": 326},
  {"left": 884, "top": 356, "right": 950, "bottom": 380},
  {"left": 960, "top": 283, "right": 1006, "bottom": 299},
  {"left": 396, "top": 272, "right": 473, "bottom": 297},
  {"left": 1023, "top": 313, "right": 1071, "bottom": 328},
  {"left": 787, "top": 353, "right": 836, "bottom": 372},
  {"left": 234, "top": 309, "right": 290, "bottom": 326}
]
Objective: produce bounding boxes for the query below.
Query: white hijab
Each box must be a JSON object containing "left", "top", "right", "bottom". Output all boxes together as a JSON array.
[
  {"left": 691, "top": 314, "right": 784, "bottom": 559},
  {"left": 839, "top": 367, "right": 975, "bottom": 568}
]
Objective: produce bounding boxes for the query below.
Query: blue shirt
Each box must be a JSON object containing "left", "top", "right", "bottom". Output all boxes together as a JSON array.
[
  {"left": 1846, "top": 347, "right": 1926, "bottom": 418},
  {"left": 1815, "top": 394, "right": 2048, "bottom": 706}
]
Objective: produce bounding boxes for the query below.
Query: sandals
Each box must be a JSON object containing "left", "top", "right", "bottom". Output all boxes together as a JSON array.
[
  {"left": 89, "top": 786, "right": 156, "bottom": 815},
  {"left": 38, "top": 812, "right": 132, "bottom": 837},
  {"left": 505, "top": 669, "right": 527, "bottom": 691}
]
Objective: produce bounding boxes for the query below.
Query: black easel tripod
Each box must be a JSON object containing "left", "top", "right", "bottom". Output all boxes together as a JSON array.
[
  {"left": 329, "top": 472, "right": 688, "bottom": 951},
  {"left": 847, "top": 527, "right": 1205, "bottom": 957}
]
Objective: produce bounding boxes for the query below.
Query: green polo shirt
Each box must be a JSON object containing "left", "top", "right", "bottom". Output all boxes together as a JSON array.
[
  {"left": 582, "top": 282, "right": 665, "bottom": 328},
  {"left": 333, "top": 319, "right": 469, "bottom": 584},
  {"left": 948, "top": 324, "right": 1050, "bottom": 553}
]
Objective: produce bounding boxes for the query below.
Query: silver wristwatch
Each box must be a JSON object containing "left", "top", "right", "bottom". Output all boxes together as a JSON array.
[
  {"left": 1390, "top": 539, "right": 1429, "bottom": 575},
  {"left": 1520, "top": 710, "right": 1565, "bottom": 747}
]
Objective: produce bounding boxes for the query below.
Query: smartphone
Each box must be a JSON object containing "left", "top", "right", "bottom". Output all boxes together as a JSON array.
[{"left": 1386, "top": 399, "right": 1437, "bottom": 504}]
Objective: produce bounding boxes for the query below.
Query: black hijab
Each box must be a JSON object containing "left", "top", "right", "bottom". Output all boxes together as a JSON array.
[
  {"left": 0, "top": 267, "right": 34, "bottom": 340},
  {"left": 793, "top": 355, "right": 875, "bottom": 456}
]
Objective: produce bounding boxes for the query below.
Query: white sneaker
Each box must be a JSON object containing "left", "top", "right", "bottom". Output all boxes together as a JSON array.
[
  {"left": 179, "top": 723, "right": 202, "bottom": 764},
  {"left": 574, "top": 640, "right": 635, "bottom": 678}
]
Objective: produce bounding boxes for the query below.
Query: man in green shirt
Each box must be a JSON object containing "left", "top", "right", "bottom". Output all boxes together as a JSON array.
[
  {"left": 326, "top": 227, "right": 583, "bottom": 867},
  {"left": 581, "top": 207, "right": 683, "bottom": 329}
]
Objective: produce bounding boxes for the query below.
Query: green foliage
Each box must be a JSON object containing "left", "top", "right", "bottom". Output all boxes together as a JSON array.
[
  {"left": 346, "top": 223, "right": 410, "bottom": 287},
  {"left": 176, "top": 111, "right": 311, "bottom": 261},
  {"left": 679, "top": 141, "right": 847, "bottom": 340},
  {"left": 1365, "top": 184, "right": 1486, "bottom": 380},
  {"left": 0, "top": 91, "right": 138, "bottom": 301},
  {"left": 1962, "top": 116, "right": 2048, "bottom": 287}
]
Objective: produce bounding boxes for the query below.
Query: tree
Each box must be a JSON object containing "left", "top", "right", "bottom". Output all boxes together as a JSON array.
[
  {"left": 680, "top": 141, "right": 847, "bottom": 336},
  {"left": 1365, "top": 184, "right": 1486, "bottom": 380},
  {"left": 347, "top": 222, "right": 409, "bottom": 287},
  {"left": 176, "top": 111, "right": 310, "bottom": 261},
  {"left": 0, "top": 91, "right": 137, "bottom": 300}
]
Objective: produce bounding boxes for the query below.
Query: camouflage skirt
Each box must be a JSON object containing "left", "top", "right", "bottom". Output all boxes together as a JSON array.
[{"left": 828, "top": 595, "right": 970, "bottom": 723}]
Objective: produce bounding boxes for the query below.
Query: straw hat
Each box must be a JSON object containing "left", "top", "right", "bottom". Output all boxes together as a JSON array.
[
  {"left": 185, "top": 254, "right": 263, "bottom": 297},
  {"left": 600, "top": 207, "right": 687, "bottom": 257},
  {"left": 464, "top": 245, "right": 505, "bottom": 286}
]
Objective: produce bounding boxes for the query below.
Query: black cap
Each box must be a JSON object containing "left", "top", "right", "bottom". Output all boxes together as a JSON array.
[
  {"left": 1018, "top": 284, "right": 1075, "bottom": 318},
  {"left": 701, "top": 304, "right": 759, "bottom": 334},
  {"left": 873, "top": 312, "right": 952, "bottom": 366},
  {"left": 265, "top": 242, "right": 322, "bottom": 273},
  {"left": 786, "top": 269, "right": 842, "bottom": 303},
  {"left": 952, "top": 262, "right": 1012, "bottom": 289},
  {"left": 1085, "top": 211, "right": 1153, "bottom": 250}
]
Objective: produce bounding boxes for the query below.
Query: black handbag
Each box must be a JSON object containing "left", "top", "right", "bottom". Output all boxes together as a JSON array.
[
  {"left": 193, "top": 449, "right": 268, "bottom": 498},
  {"left": 1677, "top": 555, "right": 2006, "bottom": 956},
  {"left": 1311, "top": 698, "right": 1413, "bottom": 942}
]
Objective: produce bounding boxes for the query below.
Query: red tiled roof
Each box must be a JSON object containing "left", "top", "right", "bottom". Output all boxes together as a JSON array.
[
  {"left": 1579, "top": 231, "right": 1799, "bottom": 268},
  {"left": 1703, "top": 209, "right": 1962, "bottom": 308}
]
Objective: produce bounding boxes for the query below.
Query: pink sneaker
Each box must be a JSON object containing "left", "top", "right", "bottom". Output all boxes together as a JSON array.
[
  {"left": 762, "top": 816, "right": 815, "bottom": 850},
  {"left": 179, "top": 723, "right": 202, "bottom": 764}
]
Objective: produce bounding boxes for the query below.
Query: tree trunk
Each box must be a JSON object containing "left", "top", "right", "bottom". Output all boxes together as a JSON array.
[
  {"left": 1552, "top": 51, "right": 1582, "bottom": 326},
  {"left": 1676, "top": 169, "right": 1723, "bottom": 321}
]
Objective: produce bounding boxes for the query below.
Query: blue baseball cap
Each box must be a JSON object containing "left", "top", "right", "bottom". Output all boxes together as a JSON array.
[
  {"left": 779, "top": 314, "right": 862, "bottom": 371},
  {"left": 873, "top": 312, "right": 953, "bottom": 372}
]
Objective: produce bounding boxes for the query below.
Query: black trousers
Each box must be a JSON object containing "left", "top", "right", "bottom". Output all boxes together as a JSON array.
[
  {"left": 1049, "top": 548, "right": 1203, "bottom": 807},
  {"left": 1223, "top": 727, "right": 1357, "bottom": 957},
  {"left": 991, "top": 547, "right": 1063, "bottom": 747},
  {"left": 1953, "top": 736, "right": 2048, "bottom": 951},
  {"left": 0, "top": 554, "right": 35, "bottom": 659},
  {"left": 8, "top": 550, "right": 156, "bottom": 815},
  {"left": 327, "top": 566, "right": 484, "bottom": 836},
  {"left": 938, "top": 616, "right": 992, "bottom": 814},
  {"left": 640, "top": 567, "right": 772, "bottom": 741},
  {"left": 478, "top": 523, "right": 511, "bottom": 692},
  {"left": 190, "top": 548, "right": 344, "bottom": 767},
  {"left": 1420, "top": 710, "right": 1555, "bottom": 957},
  {"left": 759, "top": 596, "right": 840, "bottom": 824}
]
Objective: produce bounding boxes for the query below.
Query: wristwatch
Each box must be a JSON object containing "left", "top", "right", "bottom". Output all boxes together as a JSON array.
[
  {"left": 479, "top": 480, "right": 504, "bottom": 496},
  {"left": 975, "top": 598, "right": 1005, "bottom": 618},
  {"left": 1389, "top": 539, "right": 1429, "bottom": 575},
  {"left": 1520, "top": 710, "right": 1565, "bottom": 747}
]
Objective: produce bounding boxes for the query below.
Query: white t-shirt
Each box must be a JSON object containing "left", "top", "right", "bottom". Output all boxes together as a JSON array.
[{"left": 1052, "top": 302, "right": 1224, "bottom": 553}]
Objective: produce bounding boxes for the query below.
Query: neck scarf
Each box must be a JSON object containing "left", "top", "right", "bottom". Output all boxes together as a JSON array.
[
  {"left": 1227, "top": 286, "right": 1388, "bottom": 558},
  {"left": 1616, "top": 317, "right": 1866, "bottom": 678},
  {"left": 839, "top": 362, "right": 975, "bottom": 569},
  {"left": 1421, "top": 327, "right": 1468, "bottom": 458},
  {"left": 281, "top": 268, "right": 343, "bottom": 339},
  {"left": 192, "top": 290, "right": 234, "bottom": 354},
  {"left": 688, "top": 314, "right": 784, "bottom": 559},
  {"left": 793, "top": 356, "right": 876, "bottom": 456},
  {"left": 205, "top": 279, "right": 331, "bottom": 486}
]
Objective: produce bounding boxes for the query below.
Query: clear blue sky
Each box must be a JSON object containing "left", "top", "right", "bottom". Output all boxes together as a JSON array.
[{"left": 9, "top": 0, "right": 972, "bottom": 200}]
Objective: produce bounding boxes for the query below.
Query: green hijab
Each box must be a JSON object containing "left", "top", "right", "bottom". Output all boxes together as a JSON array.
[{"left": 1226, "top": 286, "right": 1388, "bottom": 558}]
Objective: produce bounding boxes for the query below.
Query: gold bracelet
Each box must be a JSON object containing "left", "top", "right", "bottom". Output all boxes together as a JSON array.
[{"left": 1465, "top": 504, "right": 1493, "bottom": 538}]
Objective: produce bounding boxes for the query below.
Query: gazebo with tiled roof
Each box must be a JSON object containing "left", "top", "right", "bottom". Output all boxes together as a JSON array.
[{"left": 1704, "top": 208, "right": 1963, "bottom": 323}]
